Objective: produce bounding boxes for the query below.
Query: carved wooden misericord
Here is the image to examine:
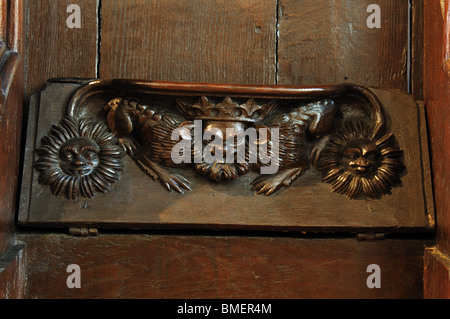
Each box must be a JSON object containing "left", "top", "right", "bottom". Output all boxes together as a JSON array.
[
  {"left": 32, "top": 80, "right": 405, "bottom": 199},
  {"left": 34, "top": 80, "right": 405, "bottom": 200},
  {"left": 18, "top": 79, "right": 433, "bottom": 233}
]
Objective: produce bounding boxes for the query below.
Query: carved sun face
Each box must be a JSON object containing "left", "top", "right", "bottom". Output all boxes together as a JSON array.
[
  {"left": 316, "top": 120, "right": 405, "bottom": 199},
  {"left": 341, "top": 139, "right": 381, "bottom": 177},
  {"left": 35, "top": 115, "right": 125, "bottom": 200},
  {"left": 59, "top": 137, "right": 101, "bottom": 177}
]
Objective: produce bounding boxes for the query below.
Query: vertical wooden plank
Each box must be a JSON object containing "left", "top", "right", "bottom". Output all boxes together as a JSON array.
[
  {"left": 0, "top": 244, "right": 26, "bottom": 299},
  {"left": 0, "top": 0, "right": 23, "bottom": 257},
  {"left": 423, "top": 0, "right": 450, "bottom": 298},
  {"left": 8, "top": 0, "right": 24, "bottom": 52},
  {"left": 0, "top": 60, "right": 22, "bottom": 256},
  {"left": 0, "top": 1, "right": 25, "bottom": 299},
  {"left": 100, "top": 0, "right": 276, "bottom": 85},
  {"left": 25, "top": 0, "right": 98, "bottom": 101},
  {"left": 424, "top": 247, "right": 450, "bottom": 298},
  {"left": 277, "top": 0, "right": 409, "bottom": 89},
  {"left": 424, "top": 0, "right": 450, "bottom": 256},
  {"left": 411, "top": 0, "right": 424, "bottom": 100},
  {"left": 0, "top": 0, "right": 7, "bottom": 41}
]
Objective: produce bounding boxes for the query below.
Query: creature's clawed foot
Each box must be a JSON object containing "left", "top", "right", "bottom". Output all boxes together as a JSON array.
[
  {"left": 135, "top": 153, "right": 191, "bottom": 194},
  {"left": 119, "top": 137, "right": 139, "bottom": 157},
  {"left": 157, "top": 171, "right": 191, "bottom": 194},
  {"left": 252, "top": 167, "right": 305, "bottom": 196}
]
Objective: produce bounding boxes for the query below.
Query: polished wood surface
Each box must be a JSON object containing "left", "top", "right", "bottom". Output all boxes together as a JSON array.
[
  {"left": 424, "top": 0, "right": 450, "bottom": 255},
  {"left": 0, "top": 49, "right": 22, "bottom": 255},
  {"left": 0, "top": 0, "right": 23, "bottom": 256},
  {"left": 442, "top": 0, "right": 450, "bottom": 78},
  {"left": 423, "top": 0, "right": 450, "bottom": 298},
  {"left": 411, "top": 0, "right": 424, "bottom": 100},
  {"left": 19, "top": 233, "right": 431, "bottom": 299},
  {"left": 25, "top": 0, "right": 97, "bottom": 101},
  {"left": 0, "top": 243, "right": 25, "bottom": 299},
  {"left": 424, "top": 247, "right": 450, "bottom": 298},
  {"left": 100, "top": 0, "right": 276, "bottom": 85},
  {"left": 0, "top": 0, "right": 25, "bottom": 299},
  {"left": 277, "top": 0, "right": 409, "bottom": 90}
]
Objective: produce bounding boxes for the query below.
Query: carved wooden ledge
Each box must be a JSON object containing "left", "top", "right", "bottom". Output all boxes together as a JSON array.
[{"left": 18, "top": 79, "right": 434, "bottom": 235}]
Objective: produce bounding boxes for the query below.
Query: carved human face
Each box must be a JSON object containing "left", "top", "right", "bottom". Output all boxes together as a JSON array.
[
  {"left": 202, "top": 121, "right": 247, "bottom": 159},
  {"left": 59, "top": 137, "right": 101, "bottom": 177},
  {"left": 342, "top": 139, "right": 381, "bottom": 177},
  {"left": 195, "top": 121, "right": 250, "bottom": 181}
]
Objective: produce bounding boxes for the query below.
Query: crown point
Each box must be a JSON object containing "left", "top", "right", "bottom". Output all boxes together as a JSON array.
[
  {"left": 200, "top": 96, "right": 209, "bottom": 105},
  {"left": 177, "top": 96, "right": 276, "bottom": 122}
]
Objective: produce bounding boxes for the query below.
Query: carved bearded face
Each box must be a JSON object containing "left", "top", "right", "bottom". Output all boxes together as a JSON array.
[{"left": 194, "top": 121, "right": 250, "bottom": 182}]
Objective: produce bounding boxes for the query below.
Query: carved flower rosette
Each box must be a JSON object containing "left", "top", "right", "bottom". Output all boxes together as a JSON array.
[
  {"left": 35, "top": 115, "right": 125, "bottom": 200},
  {"left": 315, "top": 119, "right": 405, "bottom": 199}
]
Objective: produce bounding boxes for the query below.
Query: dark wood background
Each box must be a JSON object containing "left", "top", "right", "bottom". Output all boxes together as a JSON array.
[{"left": 8, "top": 0, "right": 438, "bottom": 298}]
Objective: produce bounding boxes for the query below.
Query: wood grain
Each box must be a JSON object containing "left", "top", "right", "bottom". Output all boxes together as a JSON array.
[
  {"left": 422, "top": 0, "right": 450, "bottom": 298},
  {"left": 443, "top": 0, "right": 450, "bottom": 78},
  {"left": 100, "top": 0, "right": 276, "bottom": 85},
  {"left": 0, "top": 0, "right": 23, "bottom": 256},
  {"left": 24, "top": 0, "right": 98, "bottom": 102},
  {"left": 0, "top": 59, "right": 23, "bottom": 255},
  {"left": 424, "top": 0, "right": 450, "bottom": 255},
  {"left": 411, "top": 0, "right": 424, "bottom": 100},
  {"left": 8, "top": 0, "right": 23, "bottom": 52},
  {"left": 277, "top": 0, "right": 409, "bottom": 90},
  {"left": 0, "top": 0, "right": 8, "bottom": 41},
  {"left": 424, "top": 247, "right": 450, "bottom": 298},
  {"left": 19, "top": 233, "right": 431, "bottom": 299},
  {"left": 0, "top": 1, "right": 26, "bottom": 299},
  {"left": 0, "top": 243, "right": 26, "bottom": 299}
]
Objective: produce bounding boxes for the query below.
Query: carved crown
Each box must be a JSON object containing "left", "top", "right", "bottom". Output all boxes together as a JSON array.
[{"left": 176, "top": 96, "right": 276, "bottom": 122}]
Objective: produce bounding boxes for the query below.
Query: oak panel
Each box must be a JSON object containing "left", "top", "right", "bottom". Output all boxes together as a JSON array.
[
  {"left": 19, "top": 233, "right": 430, "bottom": 299},
  {"left": 0, "top": 0, "right": 23, "bottom": 256},
  {"left": 424, "top": 247, "right": 450, "bottom": 298},
  {"left": 277, "top": 0, "right": 409, "bottom": 89},
  {"left": 0, "top": 243, "right": 26, "bottom": 299},
  {"left": 424, "top": 0, "right": 450, "bottom": 255},
  {"left": 25, "top": 0, "right": 98, "bottom": 101},
  {"left": 100, "top": 0, "right": 276, "bottom": 85}
]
